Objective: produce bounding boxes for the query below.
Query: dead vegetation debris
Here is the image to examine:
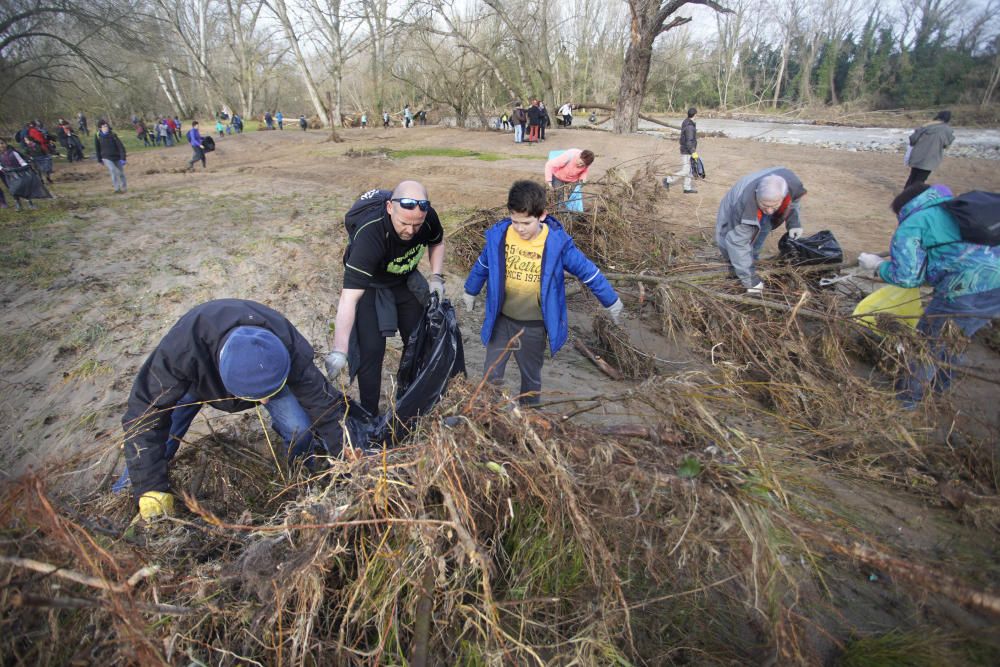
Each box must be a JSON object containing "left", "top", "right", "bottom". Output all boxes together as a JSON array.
[{"left": 3, "top": 159, "right": 999, "bottom": 665}]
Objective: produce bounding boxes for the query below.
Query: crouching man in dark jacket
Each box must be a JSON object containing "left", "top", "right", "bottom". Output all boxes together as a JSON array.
[{"left": 118, "top": 299, "right": 350, "bottom": 519}]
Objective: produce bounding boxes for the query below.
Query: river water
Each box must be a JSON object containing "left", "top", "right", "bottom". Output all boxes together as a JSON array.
[{"left": 634, "top": 117, "right": 1000, "bottom": 160}]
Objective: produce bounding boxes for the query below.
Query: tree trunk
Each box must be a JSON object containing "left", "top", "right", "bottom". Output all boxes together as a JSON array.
[
  {"left": 326, "top": 91, "right": 343, "bottom": 141},
  {"left": 828, "top": 40, "right": 840, "bottom": 105},
  {"left": 154, "top": 64, "right": 182, "bottom": 115},
  {"left": 197, "top": 0, "right": 214, "bottom": 116},
  {"left": 772, "top": 33, "right": 790, "bottom": 108},
  {"left": 614, "top": 33, "right": 655, "bottom": 134},
  {"left": 168, "top": 68, "right": 189, "bottom": 117},
  {"left": 270, "top": 0, "right": 328, "bottom": 126},
  {"left": 613, "top": 0, "right": 730, "bottom": 134},
  {"left": 983, "top": 47, "right": 1000, "bottom": 107}
]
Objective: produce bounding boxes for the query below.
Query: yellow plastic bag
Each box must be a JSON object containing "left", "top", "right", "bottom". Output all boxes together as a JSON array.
[{"left": 852, "top": 286, "right": 924, "bottom": 334}]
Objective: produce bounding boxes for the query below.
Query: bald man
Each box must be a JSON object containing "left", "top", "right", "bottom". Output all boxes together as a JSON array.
[
  {"left": 715, "top": 167, "right": 807, "bottom": 294},
  {"left": 326, "top": 181, "right": 446, "bottom": 414}
]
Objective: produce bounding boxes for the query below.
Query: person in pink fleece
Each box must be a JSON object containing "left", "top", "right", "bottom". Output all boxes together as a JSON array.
[{"left": 544, "top": 148, "right": 594, "bottom": 205}]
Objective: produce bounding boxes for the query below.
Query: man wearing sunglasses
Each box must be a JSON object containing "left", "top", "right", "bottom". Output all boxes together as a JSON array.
[
  {"left": 327, "top": 181, "right": 446, "bottom": 415},
  {"left": 118, "top": 299, "right": 352, "bottom": 520}
]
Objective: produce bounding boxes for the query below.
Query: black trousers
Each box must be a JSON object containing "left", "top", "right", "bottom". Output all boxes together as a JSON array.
[
  {"left": 904, "top": 167, "right": 931, "bottom": 189},
  {"left": 355, "top": 283, "right": 424, "bottom": 414}
]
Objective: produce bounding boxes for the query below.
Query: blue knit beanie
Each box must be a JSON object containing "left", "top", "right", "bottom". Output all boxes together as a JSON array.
[{"left": 218, "top": 326, "right": 291, "bottom": 400}]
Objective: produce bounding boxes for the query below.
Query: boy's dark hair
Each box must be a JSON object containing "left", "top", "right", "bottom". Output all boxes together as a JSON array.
[
  {"left": 934, "top": 110, "right": 951, "bottom": 123},
  {"left": 687, "top": 107, "right": 697, "bottom": 117},
  {"left": 191, "top": 120, "right": 199, "bottom": 127},
  {"left": 507, "top": 180, "right": 547, "bottom": 217},
  {"left": 580, "top": 149, "right": 595, "bottom": 165},
  {"left": 891, "top": 184, "right": 931, "bottom": 215}
]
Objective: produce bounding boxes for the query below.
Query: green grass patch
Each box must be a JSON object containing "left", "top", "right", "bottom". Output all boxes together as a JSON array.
[
  {"left": 500, "top": 504, "right": 586, "bottom": 600},
  {"left": 65, "top": 358, "right": 113, "bottom": 381},
  {"left": 0, "top": 205, "right": 81, "bottom": 286},
  {"left": 0, "top": 330, "right": 49, "bottom": 366},
  {"left": 437, "top": 207, "right": 479, "bottom": 231},
  {"left": 836, "top": 630, "right": 974, "bottom": 667},
  {"left": 385, "top": 147, "right": 511, "bottom": 161},
  {"left": 63, "top": 322, "right": 109, "bottom": 354}
]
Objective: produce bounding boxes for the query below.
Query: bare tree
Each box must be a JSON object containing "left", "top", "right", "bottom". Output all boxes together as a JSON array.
[
  {"left": 392, "top": 31, "right": 488, "bottom": 126},
  {"left": 359, "top": 0, "right": 392, "bottom": 112},
  {"left": 266, "top": 0, "right": 329, "bottom": 124},
  {"left": 304, "top": 0, "right": 370, "bottom": 126},
  {"left": 984, "top": 34, "right": 1000, "bottom": 106},
  {"left": 768, "top": 0, "right": 801, "bottom": 108},
  {"left": 817, "top": 0, "right": 862, "bottom": 105},
  {"left": 418, "top": 0, "right": 520, "bottom": 103},
  {"left": 713, "top": 0, "right": 748, "bottom": 110},
  {"left": 0, "top": 0, "right": 144, "bottom": 97},
  {"left": 222, "top": 0, "right": 284, "bottom": 117},
  {"left": 614, "top": 0, "right": 731, "bottom": 134}
]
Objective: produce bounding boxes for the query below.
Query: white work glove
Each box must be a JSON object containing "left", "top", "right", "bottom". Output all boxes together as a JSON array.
[
  {"left": 747, "top": 282, "right": 764, "bottom": 295},
  {"left": 429, "top": 273, "right": 445, "bottom": 299},
  {"left": 788, "top": 227, "right": 803, "bottom": 240},
  {"left": 462, "top": 292, "right": 475, "bottom": 313},
  {"left": 605, "top": 298, "right": 624, "bottom": 325},
  {"left": 858, "top": 252, "right": 884, "bottom": 273},
  {"left": 324, "top": 351, "right": 348, "bottom": 378}
]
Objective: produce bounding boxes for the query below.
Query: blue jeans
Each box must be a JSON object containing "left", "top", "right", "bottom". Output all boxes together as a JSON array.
[
  {"left": 112, "top": 388, "right": 321, "bottom": 492},
  {"left": 752, "top": 216, "right": 774, "bottom": 260},
  {"left": 514, "top": 124, "right": 524, "bottom": 143},
  {"left": 897, "top": 287, "right": 1000, "bottom": 405},
  {"left": 102, "top": 159, "right": 127, "bottom": 192}
]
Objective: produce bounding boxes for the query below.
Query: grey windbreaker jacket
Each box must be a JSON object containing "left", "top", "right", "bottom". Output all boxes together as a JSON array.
[{"left": 715, "top": 167, "right": 806, "bottom": 287}]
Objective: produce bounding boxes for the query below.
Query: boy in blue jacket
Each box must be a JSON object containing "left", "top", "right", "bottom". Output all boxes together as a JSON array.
[{"left": 463, "top": 180, "right": 623, "bottom": 404}]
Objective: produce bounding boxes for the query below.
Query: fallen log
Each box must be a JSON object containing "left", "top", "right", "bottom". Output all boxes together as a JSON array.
[
  {"left": 788, "top": 519, "right": 1000, "bottom": 618},
  {"left": 595, "top": 423, "right": 685, "bottom": 446},
  {"left": 573, "top": 339, "right": 624, "bottom": 381},
  {"left": 574, "top": 103, "right": 682, "bottom": 131}
]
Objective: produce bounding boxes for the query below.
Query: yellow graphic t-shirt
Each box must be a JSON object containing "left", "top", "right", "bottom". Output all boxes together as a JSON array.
[{"left": 502, "top": 224, "right": 548, "bottom": 321}]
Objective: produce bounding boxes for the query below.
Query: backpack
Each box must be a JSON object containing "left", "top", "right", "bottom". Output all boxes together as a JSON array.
[
  {"left": 941, "top": 191, "right": 1000, "bottom": 246},
  {"left": 690, "top": 155, "right": 706, "bottom": 179}
]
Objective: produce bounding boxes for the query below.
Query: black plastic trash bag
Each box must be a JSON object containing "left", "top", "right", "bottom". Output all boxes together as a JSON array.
[
  {"left": 347, "top": 294, "right": 466, "bottom": 448},
  {"left": 202, "top": 136, "right": 216, "bottom": 152},
  {"left": 5, "top": 166, "right": 52, "bottom": 199},
  {"left": 778, "top": 229, "right": 843, "bottom": 266}
]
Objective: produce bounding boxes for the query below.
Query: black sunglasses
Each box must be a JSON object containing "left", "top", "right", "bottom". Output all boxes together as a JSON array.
[{"left": 391, "top": 197, "right": 431, "bottom": 211}]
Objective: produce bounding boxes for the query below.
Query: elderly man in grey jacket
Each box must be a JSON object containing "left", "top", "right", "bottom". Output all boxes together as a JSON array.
[
  {"left": 905, "top": 110, "right": 954, "bottom": 189},
  {"left": 716, "top": 167, "right": 807, "bottom": 294}
]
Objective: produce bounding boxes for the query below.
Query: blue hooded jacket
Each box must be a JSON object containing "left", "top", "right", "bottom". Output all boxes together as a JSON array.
[
  {"left": 878, "top": 186, "right": 1000, "bottom": 300},
  {"left": 464, "top": 215, "right": 619, "bottom": 355}
]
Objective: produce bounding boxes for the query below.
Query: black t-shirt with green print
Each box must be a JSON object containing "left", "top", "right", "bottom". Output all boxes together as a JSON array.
[{"left": 342, "top": 188, "right": 444, "bottom": 289}]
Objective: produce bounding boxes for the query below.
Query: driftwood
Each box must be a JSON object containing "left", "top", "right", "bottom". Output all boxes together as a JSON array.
[
  {"left": 0, "top": 555, "right": 158, "bottom": 593},
  {"left": 573, "top": 339, "right": 624, "bottom": 380},
  {"left": 596, "top": 424, "right": 685, "bottom": 446},
  {"left": 789, "top": 520, "right": 1000, "bottom": 618},
  {"left": 12, "top": 591, "right": 193, "bottom": 615},
  {"left": 575, "top": 103, "right": 682, "bottom": 131}
]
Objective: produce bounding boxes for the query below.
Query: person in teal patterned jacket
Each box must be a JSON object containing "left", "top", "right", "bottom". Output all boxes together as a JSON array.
[{"left": 857, "top": 183, "right": 1000, "bottom": 405}]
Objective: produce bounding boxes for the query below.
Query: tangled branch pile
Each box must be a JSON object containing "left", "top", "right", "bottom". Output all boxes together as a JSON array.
[{"left": 4, "top": 160, "right": 999, "bottom": 666}]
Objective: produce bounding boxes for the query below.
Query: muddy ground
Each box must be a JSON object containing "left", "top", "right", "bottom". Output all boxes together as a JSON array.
[{"left": 2, "top": 123, "right": 999, "bottom": 662}]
